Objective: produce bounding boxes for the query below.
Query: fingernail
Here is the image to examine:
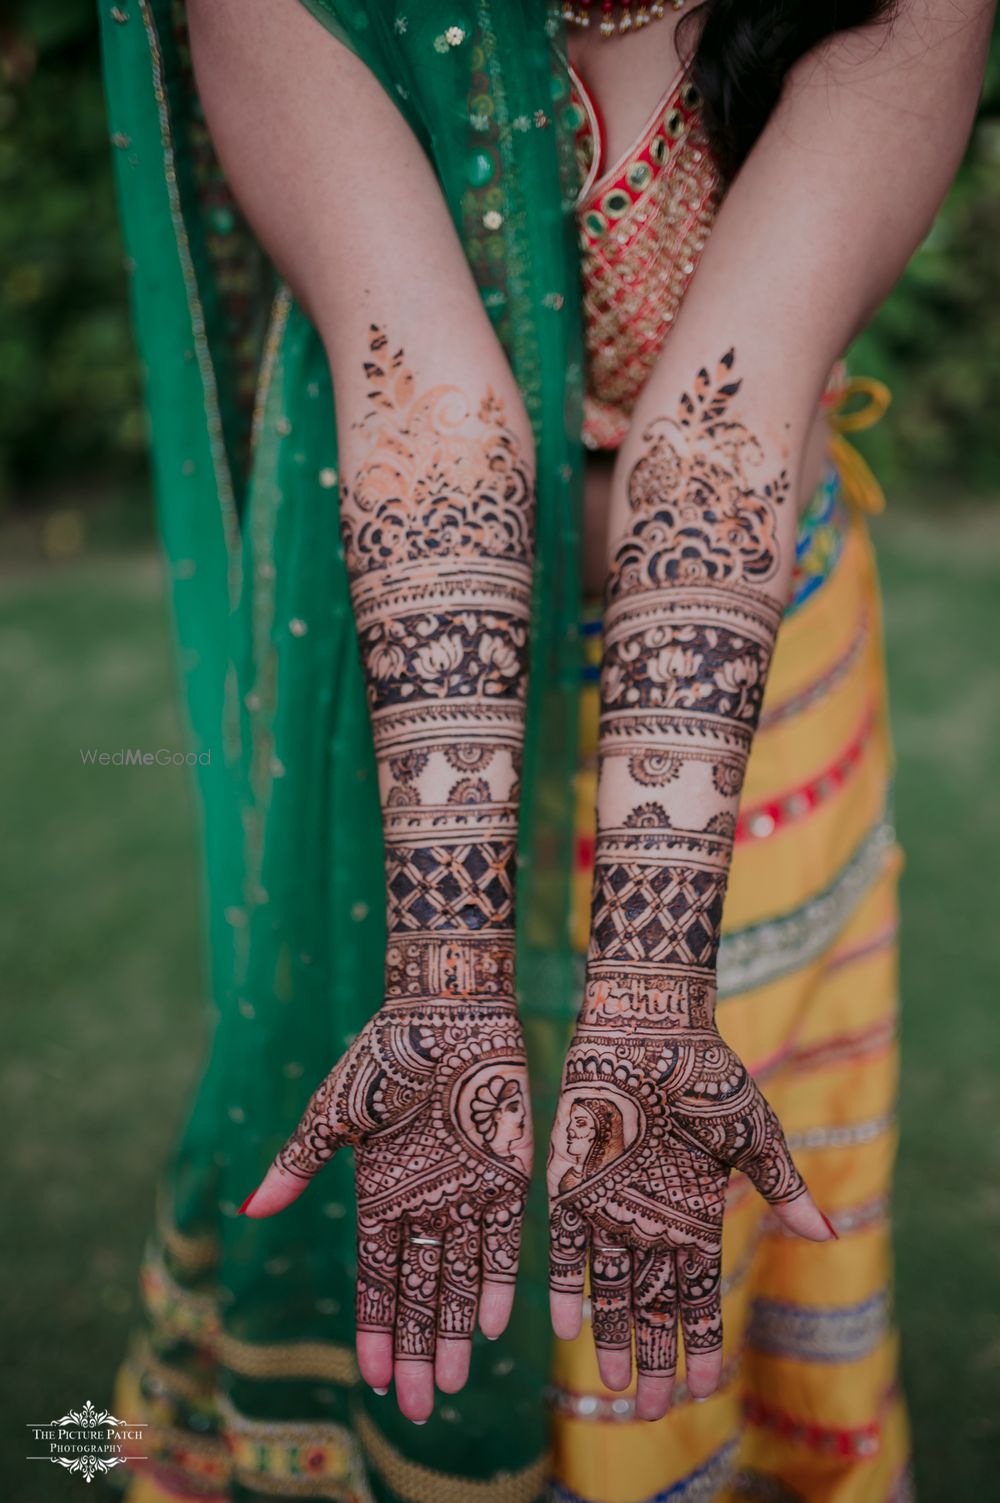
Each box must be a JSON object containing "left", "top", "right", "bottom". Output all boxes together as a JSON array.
[
  {"left": 821, "top": 1213, "right": 840, "bottom": 1240},
  {"left": 237, "top": 1192, "right": 257, "bottom": 1216},
  {"left": 412, "top": 1419, "right": 427, "bottom": 1426},
  {"left": 372, "top": 1387, "right": 389, "bottom": 1396},
  {"left": 485, "top": 1334, "right": 500, "bottom": 1341}
]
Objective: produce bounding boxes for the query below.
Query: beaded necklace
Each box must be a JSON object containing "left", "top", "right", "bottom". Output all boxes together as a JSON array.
[{"left": 561, "top": 0, "right": 687, "bottom": 39}]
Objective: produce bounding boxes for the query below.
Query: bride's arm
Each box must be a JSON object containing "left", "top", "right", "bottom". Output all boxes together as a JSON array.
[
  {"left": 186, "top": 0, "right": 540, "bottom": 1423},
  {"left": 550, "top": 0, "right": 995, "bottom": 1420}
]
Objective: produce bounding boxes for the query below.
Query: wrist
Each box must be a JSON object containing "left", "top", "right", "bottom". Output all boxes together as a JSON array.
[
  {"left": 579, "top": 963, "right": 717, "bottom": 1031},
  {"left": 384, "top": 932, "right": 518, "bottom": 1008}
]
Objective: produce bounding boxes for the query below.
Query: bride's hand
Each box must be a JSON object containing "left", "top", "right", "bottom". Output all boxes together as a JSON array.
[
  {"left": 241, "top": 1000, "right": 532, "bottom": 1422},
  {"left": 547, "top": 1008, "right": 833, "bottom": 1421}
]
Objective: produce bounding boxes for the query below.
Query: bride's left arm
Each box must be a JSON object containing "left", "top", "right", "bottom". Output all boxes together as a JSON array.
[{"left": 549, "top": 0, "right": 995, "bottom": 1419}]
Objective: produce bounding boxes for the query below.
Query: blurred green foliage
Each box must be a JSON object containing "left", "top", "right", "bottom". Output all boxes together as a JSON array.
[
  {"left": 1, "top": 1, "right": 148, "bottom": 511},
  {"left": 852, "top": 63, "right": 1000, "bottom": 498},
  {"left": 0, "top": 3, "right": 998, "bottom": 513}
]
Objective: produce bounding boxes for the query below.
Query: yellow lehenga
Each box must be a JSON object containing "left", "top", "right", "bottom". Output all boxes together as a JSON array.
[{"left": 552, "top": 59, "right": 912, "bottom": 1503}]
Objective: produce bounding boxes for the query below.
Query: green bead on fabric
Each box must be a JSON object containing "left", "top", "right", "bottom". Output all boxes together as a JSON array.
[{"left": 466, "top": 148, "right": 496, "bottom": 187}]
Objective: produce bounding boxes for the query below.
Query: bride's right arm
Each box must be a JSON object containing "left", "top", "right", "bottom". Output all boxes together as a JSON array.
[{"left": 186, "top": 0, "right": 541, "bottom": 1424}]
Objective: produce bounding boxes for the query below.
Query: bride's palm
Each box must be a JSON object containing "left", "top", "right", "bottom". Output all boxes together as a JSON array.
[
  {"left": 548, "top": 1019, "right": 829, "bottom": 1412},
  {"left": 243, "top": 1001, "right": 531, "bottom": 1407}
]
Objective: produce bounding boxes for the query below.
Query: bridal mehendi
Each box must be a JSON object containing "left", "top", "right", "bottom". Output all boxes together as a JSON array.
[
  {"left": 548, "top": 353, "right": 811, "bottom": 1386},
  {"left": 274, "top": 327, "right": 535, "bottom": 1369}
]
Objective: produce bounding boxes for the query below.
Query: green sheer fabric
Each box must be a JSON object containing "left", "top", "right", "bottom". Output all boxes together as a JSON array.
[{"left": 99, "top": 2, "right": 583, "bottom": 1498}]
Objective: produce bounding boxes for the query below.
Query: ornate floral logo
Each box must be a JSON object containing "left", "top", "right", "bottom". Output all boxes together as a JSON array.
[{"left": 26, "top": 1399, "right": 147, "bottom": 1482}]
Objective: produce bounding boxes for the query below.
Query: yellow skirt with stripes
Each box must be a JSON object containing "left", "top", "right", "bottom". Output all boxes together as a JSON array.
[{"left": 553, "top": 444, "right": 912, "bottom": 1503}]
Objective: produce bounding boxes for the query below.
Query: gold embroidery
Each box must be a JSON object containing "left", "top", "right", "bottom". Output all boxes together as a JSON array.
[
  {"left": 140, "top": 1243, "right": 358, "bottom": 1383},
  {"left": 218, "top": 1333, "right": 358, "bottom": 1385},
  {"left": 141, "top": 1242, "right": 221, "bottom": 1341},
  {"left": 355, "top": 1408, "right": 549, "bottom": 1503},
  {"left": 155, "top": 1182, "right": 220, "bottom": 1274},
  {"left": 227, "top": 1469, "right": 370, "bottom": 1501},
  {"left": 131, "top": 1332, "right": 215, "bottom": 1404},
  {"left": 218, "top": 1395, "right": 375, "bottom": 1502},
  {"left": 250, "top": 282, "right": 295, "bottom": 457}
]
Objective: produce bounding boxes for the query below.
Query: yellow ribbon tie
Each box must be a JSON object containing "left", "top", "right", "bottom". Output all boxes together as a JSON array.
[{"left": 827, "top": 375, "right": 893, "bottom": 517}]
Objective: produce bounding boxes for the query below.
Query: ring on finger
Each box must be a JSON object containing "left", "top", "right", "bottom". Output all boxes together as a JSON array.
[{"left": 410, "top": 1234, "right": 444, "bottom": 1247}]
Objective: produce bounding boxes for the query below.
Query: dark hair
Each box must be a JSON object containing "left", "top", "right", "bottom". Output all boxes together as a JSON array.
[{"left": 681, "top": 0, "right": 897, "bottom": 179}]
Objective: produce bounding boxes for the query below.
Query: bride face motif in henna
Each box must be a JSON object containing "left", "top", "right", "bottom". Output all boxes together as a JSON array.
[
  {"left": 276, "top": 328, "right": 536, "bottom": 1366},
  {"left": 559, "top": 1096, "right": 628, "bottom": 1191},
  {"left": 548, "top": 353, "right": 806, "bottom": 1377}
]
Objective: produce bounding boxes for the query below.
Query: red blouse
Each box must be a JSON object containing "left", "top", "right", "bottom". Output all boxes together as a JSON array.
[{"left": 569, "top": 62, "right": 722, "bottom": 450}]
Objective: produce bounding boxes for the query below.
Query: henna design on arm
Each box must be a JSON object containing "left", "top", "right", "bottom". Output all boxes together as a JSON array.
[
  {"left": 269, "top": 329, "right": 535, "bottom": 1382},
  {"left": 549, "top": 354, "right": 816, "bottom": 1398}
]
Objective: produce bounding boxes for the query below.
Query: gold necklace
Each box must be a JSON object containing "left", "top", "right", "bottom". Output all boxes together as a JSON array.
[{"left": 561, "top": 1, "right": 686, "bottom": 38}]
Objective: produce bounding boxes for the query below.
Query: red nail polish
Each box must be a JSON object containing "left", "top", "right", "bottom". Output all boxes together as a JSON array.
[
  {"left": 237, "top": 1192, "right": 256, "bottom": 1216},
  {"left": 821, "top": 1213, "right": 839, "bottom": 1240}
]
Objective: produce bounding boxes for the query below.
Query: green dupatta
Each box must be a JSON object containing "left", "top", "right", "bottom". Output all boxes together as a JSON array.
[{"left": 98, "top": 3, "right": 584, "bottom": 1499}]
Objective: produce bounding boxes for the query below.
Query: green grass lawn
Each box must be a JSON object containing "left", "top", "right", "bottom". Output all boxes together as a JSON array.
[
  {"left": 874, "top": 506, "right": 1000, "bottom": 1496},
  {"left": 2, "top": 507, "right": 998, "bottom": 1501}
]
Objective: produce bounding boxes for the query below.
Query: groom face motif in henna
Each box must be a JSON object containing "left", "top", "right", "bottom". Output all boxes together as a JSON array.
[
  {"left": 549, "top": 354, "right": 806, "bottom": 1382},
  {"left": 467, "top": 1072, "right": 531, "bottom": 1167},
  {"left": 276, "top": 329, "right": 535, "bottom": 1373}
]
